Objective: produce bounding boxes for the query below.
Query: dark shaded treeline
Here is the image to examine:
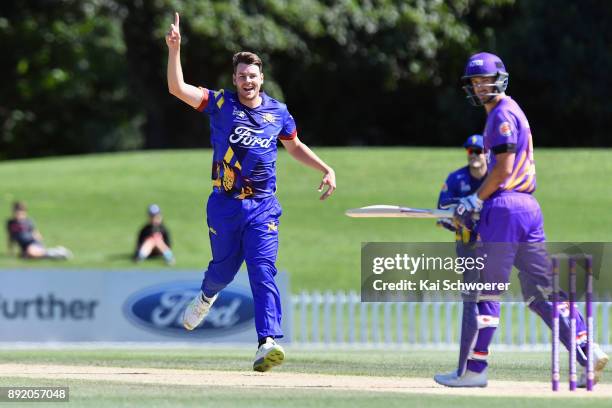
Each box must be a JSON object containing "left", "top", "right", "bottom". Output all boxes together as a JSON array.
[{"left": 1, "top": 0, "right": 610, "bottom": 159}]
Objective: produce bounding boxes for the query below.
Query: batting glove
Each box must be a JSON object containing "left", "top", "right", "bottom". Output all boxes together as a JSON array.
[{"left": 454, "top": 193, "right": 483, "bottom": 227}]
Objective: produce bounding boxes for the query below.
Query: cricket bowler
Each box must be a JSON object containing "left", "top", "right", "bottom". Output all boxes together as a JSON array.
[
  {"left": 165, "top": 12, "right": 336, "bottom": 371},
  {"left": 434, "top": 52, "right": 608, "bottom": 387}
]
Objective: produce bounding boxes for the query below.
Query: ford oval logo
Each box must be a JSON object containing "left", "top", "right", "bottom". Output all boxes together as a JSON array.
[{"left": 123, "top": 281, "right": 254, "bottom": 337}]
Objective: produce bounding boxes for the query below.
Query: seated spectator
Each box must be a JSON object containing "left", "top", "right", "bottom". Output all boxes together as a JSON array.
[
  {"left": 6, "top": 201, "right": 72, "bottom": 260},
  {"left": 134, "top": 204, "right": 175, "bottom": 265}
]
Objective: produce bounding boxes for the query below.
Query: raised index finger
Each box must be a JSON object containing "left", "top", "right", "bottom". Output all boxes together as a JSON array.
[{"left": 174, "top": 12, "right": 180, "bottom": 28}]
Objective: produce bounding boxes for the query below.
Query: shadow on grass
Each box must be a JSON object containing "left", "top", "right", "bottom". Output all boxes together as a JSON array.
[
  {"left": 105, "top": 252, "right": 136, "bottom": 262},
  {"left": 105, "top": 252, "right": 175, "bottom": 268}
]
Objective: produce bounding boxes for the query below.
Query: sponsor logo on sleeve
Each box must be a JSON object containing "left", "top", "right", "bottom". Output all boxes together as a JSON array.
[{"left": 499, "top": 121, "right": 513, "bottom": 137}]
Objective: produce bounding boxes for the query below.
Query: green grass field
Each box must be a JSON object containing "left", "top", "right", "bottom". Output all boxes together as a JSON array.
[
  {"left": 0, "top": 348, "right": 577, "bottom": 379},
  {"left": 1, "top": 148, "right": 611, "bottom": 290},
  {"left": 1, "top": 149, "right": 610, "bottom": 407},
  {"left": 3, "top": 378, "right": 597, "bottom": 408},
  {"left": 0, "top": 349, "right": 609, "bottom": 407}
]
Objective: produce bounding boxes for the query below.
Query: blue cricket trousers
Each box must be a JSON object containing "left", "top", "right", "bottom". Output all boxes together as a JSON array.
[{"left": 200, "top": 192, "right": 283, "bottom": 340}]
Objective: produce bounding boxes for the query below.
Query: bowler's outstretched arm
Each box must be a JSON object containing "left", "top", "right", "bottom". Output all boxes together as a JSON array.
[{"left": 165, "top": 12, "right": 205, "bottom": 108}]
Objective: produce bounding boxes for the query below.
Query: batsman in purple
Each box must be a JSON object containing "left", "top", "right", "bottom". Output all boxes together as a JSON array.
[
  {"left": 436, "top": 135, "right": 486, "bottom": 380},
  {"left": 434, "top": 52, "right": 608, "bottom": 387},
  {"left": 165, "top": 13, "right": 336, "bottom": 372}
]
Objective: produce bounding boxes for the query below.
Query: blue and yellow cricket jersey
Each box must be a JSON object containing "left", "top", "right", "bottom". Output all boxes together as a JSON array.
[{"left": 197, "top": 88, "right": 297, "bottom": 199}]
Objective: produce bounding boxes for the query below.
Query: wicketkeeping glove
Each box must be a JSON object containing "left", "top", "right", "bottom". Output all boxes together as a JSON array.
[{"left": 436, "top": 218, "right": 457, "bottom": 233}]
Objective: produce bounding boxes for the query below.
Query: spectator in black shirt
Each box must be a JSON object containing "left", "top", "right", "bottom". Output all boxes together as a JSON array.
[
  {"left": 6, "top": 201, "right": 72, "bottom": 259},
  {"left": 134, "top": 204, "right": 175, "bottom": 265}
]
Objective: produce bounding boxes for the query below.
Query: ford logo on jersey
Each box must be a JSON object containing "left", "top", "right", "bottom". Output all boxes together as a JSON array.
[
  {"left": 123, "top": 281, "right": 254, "bottom": 337},
  {"left": 229, "top": 126, "right": 273, "bottom": 148}
]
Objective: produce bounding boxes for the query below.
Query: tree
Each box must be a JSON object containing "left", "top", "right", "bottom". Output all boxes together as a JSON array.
[
  {"left": 492, "top": 0, "right": 612, "bottom": 147},
  {"left": 123, "top": 0, "right": 516, "bottom": 148},
  {"left": 0, "top": 0, "right": 142, "bottom": 159},
  {"left": 4, "top": 0, "right": 538, "bottom": 159}
]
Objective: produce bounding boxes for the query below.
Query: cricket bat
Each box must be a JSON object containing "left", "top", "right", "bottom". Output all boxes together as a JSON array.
[{"left": 345, "top": 205, "right": 454, "bottom": 219}]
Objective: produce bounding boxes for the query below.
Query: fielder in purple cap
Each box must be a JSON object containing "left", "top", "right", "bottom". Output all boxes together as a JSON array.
[{"left": 434, "top": 52, "right": 609, "bottom": 387}]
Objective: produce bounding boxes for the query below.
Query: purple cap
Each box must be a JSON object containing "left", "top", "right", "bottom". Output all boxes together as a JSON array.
[{"left": 463, "top": 52, "right": 507, "bottom": 78}]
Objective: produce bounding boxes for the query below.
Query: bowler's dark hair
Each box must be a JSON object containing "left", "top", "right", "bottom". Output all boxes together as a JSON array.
[{"left": 232, "top": 52, "right": 263, "bottom": 73}]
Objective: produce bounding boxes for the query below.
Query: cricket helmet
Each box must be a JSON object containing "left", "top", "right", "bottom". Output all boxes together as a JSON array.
[{"left": 462, "top": 52, "right": 509, "bottom": 106}]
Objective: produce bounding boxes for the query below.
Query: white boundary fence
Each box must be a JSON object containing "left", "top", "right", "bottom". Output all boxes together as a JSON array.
[{"left": 291, "top": 291, "right": 612, "bottom": 349}]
